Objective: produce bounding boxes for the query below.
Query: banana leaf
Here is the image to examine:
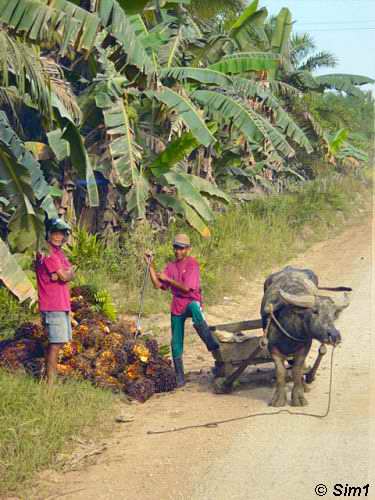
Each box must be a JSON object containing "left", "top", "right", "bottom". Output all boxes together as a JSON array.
[
  {"left": 95, "top": 84, "right": 150, "bottom": 218},
  {"left": 209, "top": 52, "right": 280, "bottom": 75},
  {"left": 47, "top": 129, "right": 70, "bottom": 162},
  {"left": 271, "top": 7, "right": 292, "bottom": 57},
  {"left": 125, "top": 169, "right": 150, "bottom": 219},
  {"left": 62, "top": 123, "right": 99, "bottom": 207},
  {"left": 192, "top": 90, "right": 294, "bottom": 157},
  {"left": 146, "top": 87, "right": 216, "bottom": 147},
  {"left": 97, "top": 0, "right": 156, "bottom": 75},
  {"left": 96, "top": 89, "right": 142, "bottom": 187},
  {"left": 161, "top": 171, "right": 214, "bottom": 222},
  {"left": 117, "top": 0, "right": 150, "bottom": 15},
  {"left": 0, "top": 238, "right": 37, "bottom": 303},
  {"left": 150, "top": 132, "right": 199, "bottom": 177},
  {"left": 187, "top": 175, "right": 231, "bottom": 204},
  {"left": 233, "top": 77, "right": 313, "bottom": 153},
  {"left": 229, "top": 1, "right": 269, "bottom": 51},
  {"left": 0, "top": 111, "right": 57, "bottom": 221},
  {"left": 315, "top": 74, "right": 374, "bottom": 97},
  {"left": 160, "top": 67, "right": 233, "bottom": 87},
  {"left": 154, "top": 193, "right": 211, "bottom": 238},
  {"left": 0, "top": 0, "right": 155, "bottom": 76},
  {"left": 25, "top": 142, "right": 54, "bottom": 161},
  {"left": 0, "top": 0, "right": 100, "bottom": 54}
]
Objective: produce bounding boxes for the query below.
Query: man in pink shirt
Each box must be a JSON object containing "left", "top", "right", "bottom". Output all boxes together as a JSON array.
[
  {"left": 36, "top": 218, "right": 74, "bottom": 385},
  {"left": 145, "top": 234, "right": 220, "bottom": 387}
]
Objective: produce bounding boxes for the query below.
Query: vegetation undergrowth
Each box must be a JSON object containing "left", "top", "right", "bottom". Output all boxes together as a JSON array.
[
  {"left": 0, "top": 373, "right": 113, "bottom": 496},
  {"left": 72, "top": 170, "right": 373, "bottom": 316}
]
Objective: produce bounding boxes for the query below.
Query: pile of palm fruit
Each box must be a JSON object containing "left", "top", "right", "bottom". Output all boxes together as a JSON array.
[{"left": 0, "top": 286, "right": 176, "bottom": 402}]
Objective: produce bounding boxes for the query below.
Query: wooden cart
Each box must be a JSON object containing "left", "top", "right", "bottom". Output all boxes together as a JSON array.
[{"left": 210, "top": 319, "right": 327, "bottom": 394}]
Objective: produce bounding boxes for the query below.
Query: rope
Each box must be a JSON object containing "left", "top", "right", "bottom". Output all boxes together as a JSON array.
[
  {"left": 147, "top": 346, "right": 335, "bottom": 435},
  {"left": 270, "top": 311, "right": 306, "bottom": 343}
]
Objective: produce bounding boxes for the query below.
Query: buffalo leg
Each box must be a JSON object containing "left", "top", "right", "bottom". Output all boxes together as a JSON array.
[
  {"left": 270, "top": 353, "right": 287, "bottom": 407},
  {"left": 291, "top": 352, "right": 308, "bottom": 407}
]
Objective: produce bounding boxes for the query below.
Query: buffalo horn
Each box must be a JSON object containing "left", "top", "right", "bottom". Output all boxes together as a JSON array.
[
  {"left": 279, "top": 289, "right": 316, "bottom": 309},
  {"left": 302, "top": 278, "right": 319, "bottom": 295}
]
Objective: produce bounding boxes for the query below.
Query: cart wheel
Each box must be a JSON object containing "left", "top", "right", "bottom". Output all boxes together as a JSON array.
[{"left": 213, "top": 377, "right": 233, "bottom": 394}]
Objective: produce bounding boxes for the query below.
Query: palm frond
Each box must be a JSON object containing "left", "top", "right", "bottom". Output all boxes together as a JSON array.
[
  {"left": 0, "top": 31, "right": 52, "bottom": 118},
  {"left": 299, "top": 51, "right": 338, "bottom": 72},
  {"left": 290, "top": 32, "right": 316, "bottom": 65},
  {"left": 40, "top": 56, "right": 82, "bottom": 125}
]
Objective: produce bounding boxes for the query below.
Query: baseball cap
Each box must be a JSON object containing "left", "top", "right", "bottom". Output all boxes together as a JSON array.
[{"left": 173, "top": 233, "right": 191, "bottom": 248}]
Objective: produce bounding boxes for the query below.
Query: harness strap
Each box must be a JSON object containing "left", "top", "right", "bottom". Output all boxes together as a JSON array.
[{"left": 270, "top": 310, "right": 306, "bottom": 343}]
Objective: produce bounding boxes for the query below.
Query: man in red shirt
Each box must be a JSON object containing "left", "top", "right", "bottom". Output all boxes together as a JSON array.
[
  {"left": 36, "top": 218, "right": 74, "bottom": 385},
  {"left": 145, "top": 234, "right": 221, "bottom": 387}
]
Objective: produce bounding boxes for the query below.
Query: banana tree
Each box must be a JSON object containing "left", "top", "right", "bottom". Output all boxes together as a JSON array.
[{"left": 0, "top": 112, "right": 57, "bottom": 251}]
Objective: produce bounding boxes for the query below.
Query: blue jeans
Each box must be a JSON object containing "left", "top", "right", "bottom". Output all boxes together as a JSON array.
[{"left": 41, "top": 312, "right": 72, "bottom": 343}]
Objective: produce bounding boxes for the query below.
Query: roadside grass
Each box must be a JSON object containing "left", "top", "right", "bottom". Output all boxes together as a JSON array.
[
  {"left": 0, "top": 372, "right": 114, "bottom": 496},
  {"left": 97, "top": 171, "right": 372, "bottom": 314}
]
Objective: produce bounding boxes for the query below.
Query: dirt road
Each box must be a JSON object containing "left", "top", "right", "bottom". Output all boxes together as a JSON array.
[{"left": 37, "top": 216, "right": 374, "bottom": 500}]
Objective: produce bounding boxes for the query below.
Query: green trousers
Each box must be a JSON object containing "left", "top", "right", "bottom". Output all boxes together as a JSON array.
[{"left": 171, "top": 301, "right": 205, "bottom": 359}]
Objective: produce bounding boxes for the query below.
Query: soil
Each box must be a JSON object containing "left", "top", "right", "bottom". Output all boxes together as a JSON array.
[{"left": 31, "top": 215, "right": 374, "bottom": 500}]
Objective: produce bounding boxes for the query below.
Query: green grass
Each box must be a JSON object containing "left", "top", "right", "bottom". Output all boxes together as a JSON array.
[
  {"left": 0, "top": 372, "right": 114, "bottom": 496},
  {"left": 0, "top": 287, "right": 37, "bottom": 340},
  {"left": 92, "top": 171, "right": 372, "bottom": 315}
]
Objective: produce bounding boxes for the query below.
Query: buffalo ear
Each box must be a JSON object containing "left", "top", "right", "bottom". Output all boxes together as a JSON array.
[
  {"left": 279, "top": 290, "right": 316, "bottom": 309},
  {"left": 333, "top": 292, "right": 351, "bottom": 313}
]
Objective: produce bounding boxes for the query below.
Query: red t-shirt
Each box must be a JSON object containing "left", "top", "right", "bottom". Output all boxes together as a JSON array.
[
  {"left": 36, "top": 245, "right": 71, "bottom": 312},
  {"left": 161, "top": 256, "right": 202, "bottom": 315}
]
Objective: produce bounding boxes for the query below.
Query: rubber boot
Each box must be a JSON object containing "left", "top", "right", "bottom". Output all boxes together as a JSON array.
[
  {"left": 211, "top": 348, "right": 225, "bottom": 378},
  {"left": 193, "top": 321, "right": 220, "bottom": 352},
  {"left": 193, "top": 322, "right": 224, "bottom": 376},
  {"left": 173, "top": 357, "right": 185, "bottom": 388}
]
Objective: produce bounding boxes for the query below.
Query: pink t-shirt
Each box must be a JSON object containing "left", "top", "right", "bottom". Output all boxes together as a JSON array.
[
  {"left": 161, "top": 256, "right": 202, "bottom": 315},
  {"left": 36, "top": 245, "right": 71, "bottom": 312}
]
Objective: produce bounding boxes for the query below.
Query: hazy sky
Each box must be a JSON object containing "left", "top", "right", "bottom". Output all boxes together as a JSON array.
[{"left": 260, "top": 0, "right": 375, "bottom": 84}]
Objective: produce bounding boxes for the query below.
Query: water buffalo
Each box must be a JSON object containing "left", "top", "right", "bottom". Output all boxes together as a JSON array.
[{"left": 261, "top": 266, "right": 350, "bottom": 407}]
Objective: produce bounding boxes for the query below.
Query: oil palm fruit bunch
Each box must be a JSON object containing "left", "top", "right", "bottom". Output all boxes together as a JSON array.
[
  {"left": 124, "top": 377, "right": 156, "bottom": 403},
  {"left": 0, "top": 339, "right": 43, "bottom": 370},
  {"left": 14, "top": 322, "right": 45, "bottom": 341},
  {"left": 0, "top": 284, "right": 177, "bottom": 402}
]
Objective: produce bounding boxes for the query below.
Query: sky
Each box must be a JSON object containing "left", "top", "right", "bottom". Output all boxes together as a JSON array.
[{"left": 259, "top": 0, "right": 375, "bottom": 87}]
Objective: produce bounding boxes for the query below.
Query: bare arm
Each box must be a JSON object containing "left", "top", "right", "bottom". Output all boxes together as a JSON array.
[
  {"left": 158, "top": 273, "right": 190, "bottom": 294},
  {"left": 149, "top": 263, "right": 163, "bottom": 289},
  {"left": 51, "top": 268, "right": 75, "bottom": 282},
  {"left": 145, "top": 252, "right": 163, "bottom": 289}
]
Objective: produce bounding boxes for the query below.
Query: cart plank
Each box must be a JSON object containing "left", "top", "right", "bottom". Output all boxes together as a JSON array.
[{"left": 210, "top": 319, "right": 263, "bottom": 333}]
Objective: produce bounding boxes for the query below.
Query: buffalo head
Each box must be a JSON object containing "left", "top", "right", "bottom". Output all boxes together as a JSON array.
[{"left": 279, "top": 290, "right": 350, "bottom": 345}]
